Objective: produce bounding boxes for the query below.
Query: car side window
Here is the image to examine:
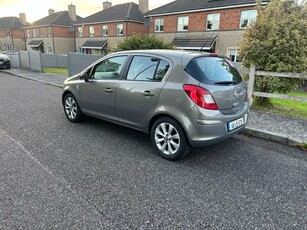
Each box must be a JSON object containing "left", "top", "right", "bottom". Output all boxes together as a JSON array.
[
  {"left": 91, "top": 56, "right": 127, "bottom": 80},
  {"left": 127, "top": 56, "right": 169, "bottom": 81}
]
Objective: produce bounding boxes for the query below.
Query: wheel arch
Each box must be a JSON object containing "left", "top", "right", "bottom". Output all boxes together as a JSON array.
[
  {"left": 148, "top": 113, "right": 191, "bottom": 145},
  {"left": 62, "top": 90, "right": 74, "bottom": 105}
]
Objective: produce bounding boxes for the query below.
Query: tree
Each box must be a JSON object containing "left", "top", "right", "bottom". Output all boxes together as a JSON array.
[
  {"left": 112, "top": 34, "right": 174, "bottom": 52},
  {"left": 239, "top": 0, "right": 307, "bottom": 105}
]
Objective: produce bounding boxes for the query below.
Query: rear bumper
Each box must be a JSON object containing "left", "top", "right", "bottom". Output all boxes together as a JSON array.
[{"left": 186, "top": 103, "right": 249, "bottom": 148}]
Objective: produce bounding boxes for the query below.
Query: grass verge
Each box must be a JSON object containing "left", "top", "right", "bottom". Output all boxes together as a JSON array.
[
  {"left": 43, "top": 67, "right": 68, "bottom": 75},
  {"left": 252, "top": 91, "right": 307, "bottom": 119}
]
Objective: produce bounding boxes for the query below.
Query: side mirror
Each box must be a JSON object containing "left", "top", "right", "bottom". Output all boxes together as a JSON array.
[{"left": 81, "top": 71, "right": 90, "bottom": 82}]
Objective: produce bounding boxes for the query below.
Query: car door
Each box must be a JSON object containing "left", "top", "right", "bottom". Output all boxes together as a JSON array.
[
  {"left": 79, "top": 55, "right": 128, "bottom": 121},
  {"left": 116, "top": 55, "right": 171, "bottom": 130}
]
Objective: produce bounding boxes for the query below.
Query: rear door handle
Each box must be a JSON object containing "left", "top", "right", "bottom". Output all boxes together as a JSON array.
[
  {"left": 105, "top": 88, "right": 114, "bottom": 93},
  {"left": 143, "top": 90, "right": 155, "bottom": 97}
]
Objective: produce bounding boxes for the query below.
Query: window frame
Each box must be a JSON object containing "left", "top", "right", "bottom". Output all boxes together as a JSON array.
[
  {"left": 228, "top": 48, "right": 240, "bottom": 63},
  {"left": 48, "top": 27, "right": 52, "bottom": 36},
  {"left": 46, "top": 45, "right": 53, "bottom": 54},
  {"left": 78, "top": 27, "right": 83, "bottom": 37},
  {"left": 126, "top": 55, "right": 170, "bottom": 82},
  {"left": 40, "top": 28, "right": 44, "bottom": 37},
  {"left": 177, "top": 16, "right": 189, "bottom": 32},
  {"left": 89, "top": 26, "right": 95, "bottom": 37},
  {"left": 33, "top": 29, "right": 36, "bottom": 38},
  {"left": 206, "top": 13, "right": 220, "bottom": 30},
  {"left": 102, "top": 25, "right": 108, "bottom": 36},
  {"left": 90, "top": 55, "right": 128, "bottom": 80},
  {"left": 116, "top": 24, "right": 123, "bottom": 36},
  {"left": 6, "top": 30, "right": 11, "bottom": 38},
  {"left": 240, "top": 10, "right": 257, "bottom": 29},
  {"left": 155, "top": 18, "right": 164, "bottom": 32}
]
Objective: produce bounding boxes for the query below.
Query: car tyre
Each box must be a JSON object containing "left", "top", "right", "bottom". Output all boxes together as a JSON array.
[
  {"left": 6, "top": 64, "right": 11, "bottom": 69},
  {"left": 151, "top": 117, "right": 191, "bottom": 160},
  {"left": 63, "top": 93, "right": 84, "bottom": 123}
]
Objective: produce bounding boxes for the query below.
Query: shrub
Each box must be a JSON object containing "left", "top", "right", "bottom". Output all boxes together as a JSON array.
[
  {"left": 240, "top": 0, "right": 307, "bottom": 105},
  {"left": 112, "top": 34, "right": 175, "bottom": 51}
]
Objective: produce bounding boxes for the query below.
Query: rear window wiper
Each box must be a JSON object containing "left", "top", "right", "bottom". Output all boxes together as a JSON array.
[{"left": 214, "top": 81, "right": 236, "bottom": 85}]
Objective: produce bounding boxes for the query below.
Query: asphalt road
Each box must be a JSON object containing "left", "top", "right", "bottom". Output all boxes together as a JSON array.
[{"left": 0, "top": 72, "right": 306, "bottom": 229}]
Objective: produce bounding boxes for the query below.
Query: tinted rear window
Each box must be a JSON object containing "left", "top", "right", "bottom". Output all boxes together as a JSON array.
[{"left": 185, "top": 57, "right": 242, "bottom": 85}]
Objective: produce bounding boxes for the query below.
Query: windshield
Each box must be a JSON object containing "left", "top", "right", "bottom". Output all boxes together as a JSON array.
[{"left": 185, "top": 57, "right": 242, "bottom": 85}]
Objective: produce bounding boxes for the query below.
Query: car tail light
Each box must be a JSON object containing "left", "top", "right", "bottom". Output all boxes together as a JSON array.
[{"left": 183, "top": 85, "right": 218, "bottom": 110}]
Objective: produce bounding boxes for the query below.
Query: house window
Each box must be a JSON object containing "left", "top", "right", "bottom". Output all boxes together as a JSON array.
[
  {"left": 40, "top": 28, "right": 44, "bottom": 37},
  {"left": 33, "top": 29, "right": 36, "bottom": 38},
  {"left": 228, "top": 49, "right": 240, "bottom": 62},
  {"left": 26, "top": 30, "right": 30, "bottom": 38},
  {"left": 177, "top": 16, "right": 189, "bottom": 31},
  {"left": 102, "top": 25, "right": 108, "bottom": 36},
  {"left": 78, "top": 27, "right": 83, "bottom": 37},
  {"left": 46, "top": 45, "right": 53, "bottom": 53},
  {"left": 48, "top": 27, "right": 52, "bottom": 36},
  {"left": 206, "top": 13, "right": 220, "bottom": 30},
  {"left": 89, "top": 26, "right": 95, "bottom": 37},
  {"left": 6, "top": 30, "right": 11, "bottom": 38},
  {"left": 240, "top": 10, "right": 257, "bottom": 29},
  {"left": 117, "top": 24, "right": 123, "bottom": 36},
  {"left": 155, "top": 18, "right": 164, "bottom": 32}
]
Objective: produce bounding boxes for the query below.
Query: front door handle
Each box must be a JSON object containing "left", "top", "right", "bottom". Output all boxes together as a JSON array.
[
  {"left": 143, "top": 90, "right": 155, "bottom": 97},
  {"left": 105, "top": 88, "right": 114, "bottom": 93}
]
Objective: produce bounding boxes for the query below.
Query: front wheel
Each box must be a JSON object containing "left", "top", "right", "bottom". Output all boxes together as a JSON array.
[
  {"left": 151, "top": 117, "right": 191, "bottom": 160},
  {"left": 63, "top": 93, "right": 84, "bottom": 123}
]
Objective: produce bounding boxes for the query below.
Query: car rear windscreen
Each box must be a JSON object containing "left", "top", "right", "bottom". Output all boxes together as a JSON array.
[{"left": 185, "top": 57, "right": 242, "bottom": 85}]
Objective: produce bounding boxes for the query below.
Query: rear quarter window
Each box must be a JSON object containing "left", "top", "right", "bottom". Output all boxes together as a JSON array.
[{"left": 185, "top": 57, "right": 242, "bottom": 85}]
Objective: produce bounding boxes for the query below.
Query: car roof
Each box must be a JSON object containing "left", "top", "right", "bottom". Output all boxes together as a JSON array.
[{"left": 110, "top": 49, "right": 219, "bottom": 67}]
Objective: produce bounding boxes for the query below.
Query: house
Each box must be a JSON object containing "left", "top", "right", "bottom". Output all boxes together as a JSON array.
[
  {"left": 0, "top": 13, "right": 27, "bottom": 52},
  {"left": 74, "top": 0, "right": 148, "bottom": 55},
  {"left": 144, "top": 0, "right": 270, "bottom": 61},
  {"left": 23, "top": 4, "right": 82, "bottom": 54}
]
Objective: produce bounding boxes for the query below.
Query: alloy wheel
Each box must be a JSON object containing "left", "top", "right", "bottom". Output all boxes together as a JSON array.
[
  {"left": 154, "top": 122, "right": 180, "bottom": 155},
  {"left": 65, "top": 97, "right": 77, "bottom": 120}
]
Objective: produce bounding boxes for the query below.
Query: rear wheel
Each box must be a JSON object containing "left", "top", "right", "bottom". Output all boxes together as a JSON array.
[
  {"left": 151, "top": 117, "right": 191, "bottom": 160},
  {"left": 63, "top": 93, "right": 84, "bottom": 122}
]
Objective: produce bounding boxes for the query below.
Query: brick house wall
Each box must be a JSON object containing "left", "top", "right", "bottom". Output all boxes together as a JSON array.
[
  {"left": 0, "top": 29, "right": 25, "bottom": 51},
  {"left": 25, "top": 26, "right": 75, "bottom": 54},
  {"left": 148, "top": 6, "right": 257, "bottom": 58},
  {"left": 149, "top": 6, "right": 256, "bottom": 32},
  {"left": 75, "top": 21, "right": 146, "bottom": 52}
]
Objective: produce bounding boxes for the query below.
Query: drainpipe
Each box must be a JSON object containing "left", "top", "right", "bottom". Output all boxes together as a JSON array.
[
  {"left": 52, "top": 27, "right": 55, "bottom": 54},
  {"left": 11, "top": 29, "right": 15, "bottom": 50}
]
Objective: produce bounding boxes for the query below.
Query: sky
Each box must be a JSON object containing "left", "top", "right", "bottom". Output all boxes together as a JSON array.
[{"left": 0, "top": 0, "right": 175, "bottom": 23}]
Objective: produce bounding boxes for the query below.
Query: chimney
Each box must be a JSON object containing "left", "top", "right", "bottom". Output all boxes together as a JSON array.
[
  {"left": 19, "top": 13, "right": 27, "bottom": 25},
  {"left": 48, "top": 9, "right": 55, "bottom": 15},
  {"left": 139, "top": 0, "right": 149, "bottom": 14},
  {"left": 103, "top": 1, "right": 112, "bottom": 10},
  {"left": 68, "top": 4, "right": 77, "bottom": 21}
]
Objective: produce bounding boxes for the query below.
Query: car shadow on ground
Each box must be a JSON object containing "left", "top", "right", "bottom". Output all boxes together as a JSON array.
[{"left": 78, "top": 116, "right": 241, "bottom": 163}]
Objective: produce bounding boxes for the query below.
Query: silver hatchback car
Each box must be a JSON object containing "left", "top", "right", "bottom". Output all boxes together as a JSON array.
[{"left": 62, "top": 50, "right": 249, "bottom": 160}]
